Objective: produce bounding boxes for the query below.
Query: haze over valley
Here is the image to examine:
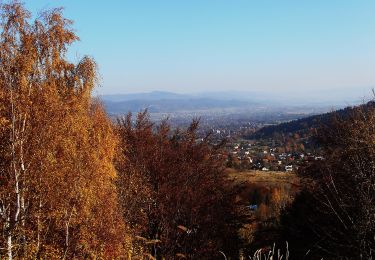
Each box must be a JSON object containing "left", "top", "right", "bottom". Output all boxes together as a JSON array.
[{"left": 101, "top": 89, "right": 366, "bottom": 128}]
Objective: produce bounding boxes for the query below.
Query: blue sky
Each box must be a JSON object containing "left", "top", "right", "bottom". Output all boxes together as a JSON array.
[{"left": 25, "top": 1, "right": 375, "bottom": 97}]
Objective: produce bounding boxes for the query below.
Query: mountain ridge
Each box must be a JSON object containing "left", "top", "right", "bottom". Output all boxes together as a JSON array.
[{"left": 249, "top": 101, "right": 375, "bottom": 140}]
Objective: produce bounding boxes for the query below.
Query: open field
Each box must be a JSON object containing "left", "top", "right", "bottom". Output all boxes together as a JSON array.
[{"left": 227, "top": 169, "right": 300, "bottom": 187}]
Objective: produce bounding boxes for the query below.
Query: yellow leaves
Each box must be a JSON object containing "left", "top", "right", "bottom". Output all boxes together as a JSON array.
[
  {"left": 177, "top": 225, "right": 188, "bottom": 232},
  {"left": 176, "top": 253, "right": 187, "bottom": 259},
  {"left": 145, "top": 239, "right": 162, "bottom": 245},
  {"left": 143, "top": 253, "right": 156, "bottom": 260},
  {"left": 0, "top": 2, "right": 128, "bottom": 258},
  {"left": 135, "top": 236, "right": 148, "bottom": 242},
  {"left": 0, "top": 116, "right": 10, "bottom": 128}
]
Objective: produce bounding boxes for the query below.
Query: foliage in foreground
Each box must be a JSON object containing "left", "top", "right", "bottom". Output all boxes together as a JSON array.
[
  {"left": 248, "top": 243, "right": 289, "bottom": 260},
  {"left": 279, "top": 102, "right": 375, "bottom": 259},
  {"left": 0, "top": 2, "right": 245, "bottom": 259},
  {"left": 5, "top": 1, "right": 375, "bottom": 259},
  {"left": 115, "top": 112, "right": 243, "bottom": 259},
  {"left": 0, "top": 2, "right": 126, "bottom": 258}
]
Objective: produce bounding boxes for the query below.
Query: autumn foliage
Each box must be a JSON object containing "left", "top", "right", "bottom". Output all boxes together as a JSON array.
[
  {"left": 115, "top": 112, "right": 242, "bottom": 259},
  {"left": 278, "top": 102, "right": 375, "bottom": 259},
  {"left": 0, "top": 2, "right": 247, "bottom": 259},
  {"left": 0, "top": 2, "right": 126, "bottom": 258}
]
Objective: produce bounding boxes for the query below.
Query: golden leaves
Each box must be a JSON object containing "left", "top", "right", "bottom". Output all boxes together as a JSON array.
[{"left": 0, "top": 2, "right": 127, "bottom": 258}]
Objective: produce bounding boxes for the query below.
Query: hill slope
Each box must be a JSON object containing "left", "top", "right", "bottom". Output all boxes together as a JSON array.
[{"left": 249, "top": 101, "right": 375, "bottom": 139}]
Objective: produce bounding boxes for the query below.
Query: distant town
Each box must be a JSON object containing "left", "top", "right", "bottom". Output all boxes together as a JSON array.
[{"left": 223, "top": 138, "right": 324, "bottom": 172}]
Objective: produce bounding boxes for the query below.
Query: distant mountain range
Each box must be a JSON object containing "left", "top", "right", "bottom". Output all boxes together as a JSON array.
[
  {"left": 100, "top": 90, "right": 363, "bottom": 115},
  {"left": 100, "top": 91, "right": 260, "bottom": 114},
  {"left": 101, "top": 91, "right": 190, "bottom": 102}
]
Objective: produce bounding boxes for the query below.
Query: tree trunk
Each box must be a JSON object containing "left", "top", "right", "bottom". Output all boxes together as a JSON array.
[{"left": 7, "top": 232, "right": 12, "bottom": 260}]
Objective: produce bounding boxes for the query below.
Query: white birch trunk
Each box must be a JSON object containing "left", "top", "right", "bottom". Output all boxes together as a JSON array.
[{"left": 7, "top": 232, "right": 12, "bottom": 260}]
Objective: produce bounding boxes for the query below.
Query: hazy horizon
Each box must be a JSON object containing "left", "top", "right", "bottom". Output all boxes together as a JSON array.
[
  {"left": 100, "top": 87, "right": 372, "bottom": 106},
  {"left": 26, "top": 1, "right": 375, "bottom": 100}
]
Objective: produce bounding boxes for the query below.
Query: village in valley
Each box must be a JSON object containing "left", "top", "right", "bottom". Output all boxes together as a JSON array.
[
  {"left": 223, "top": 138, "right": 324, "bottom": 172},
  {"left": 183, "top": 113, "right": 324, "bottom": 173},
  {"left": 157, "top": 107, "right": 326, "bottom": 173}
]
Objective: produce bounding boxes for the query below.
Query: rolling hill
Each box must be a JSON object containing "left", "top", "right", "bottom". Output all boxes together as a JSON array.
[{"left": 249, "top": 101, "right": 375, "bottom": 140}]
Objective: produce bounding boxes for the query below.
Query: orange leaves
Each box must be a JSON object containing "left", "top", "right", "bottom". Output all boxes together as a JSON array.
[
  {"left": 116, "top": 111, "right": 241, "bottom": 259},
  {"left": 0, "top": 2, "right": 127, "bottom": 258}
]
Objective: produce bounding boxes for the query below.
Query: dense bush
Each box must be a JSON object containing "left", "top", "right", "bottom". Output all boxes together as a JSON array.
[{"left": 115, "top": 111, "right": 243, "bottom": 259}]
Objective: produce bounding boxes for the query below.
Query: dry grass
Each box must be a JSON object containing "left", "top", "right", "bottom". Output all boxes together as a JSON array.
[
  {"left": 226, "top": 169, "right": 299, "bottom": 187},
  {"left": 248, "top": 243, "right": 289, "bottom": 260}
]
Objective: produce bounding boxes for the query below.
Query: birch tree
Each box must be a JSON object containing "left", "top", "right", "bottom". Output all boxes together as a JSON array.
[{"left": 0, "top": 2, "right": 127, "bottom": 258}]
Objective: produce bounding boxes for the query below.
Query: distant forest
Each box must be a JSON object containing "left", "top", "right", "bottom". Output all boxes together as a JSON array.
[{"left": 249, "top": 101, "right": 375, "bottom": 140}]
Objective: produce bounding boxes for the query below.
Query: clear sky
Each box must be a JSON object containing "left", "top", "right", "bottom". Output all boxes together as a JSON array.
[{"left": 25, "top": 1, "right": 375, "bottom": 97}]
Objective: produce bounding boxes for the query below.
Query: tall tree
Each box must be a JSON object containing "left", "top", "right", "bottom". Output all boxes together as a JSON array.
[{"left": 0, "top": 2, "right": 126, "bottom": 258}]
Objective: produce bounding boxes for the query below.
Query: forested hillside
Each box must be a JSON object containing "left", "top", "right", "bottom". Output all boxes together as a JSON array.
[
  {"left": 249, "top": 101, "right": 375, "bottom": 140},
  {"left": 276, "top": 100, "right": 375, "bottom": 259}
]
